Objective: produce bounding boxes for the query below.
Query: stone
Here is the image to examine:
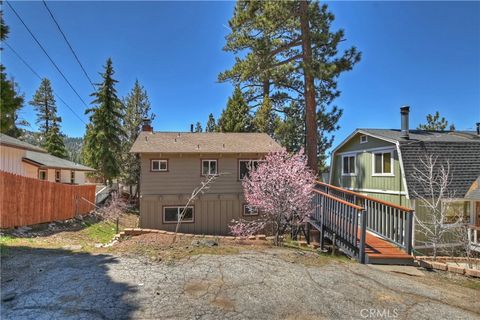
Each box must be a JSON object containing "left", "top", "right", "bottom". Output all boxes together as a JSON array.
[
  {"left": 62, "top": 245, "right": 83, "bottom": 251},
  {"left": 431, "top": 262, "right": 448, "bottom": 271},
  {"left": 298, "top": 241, "right": 308, "bottom": 247},
  {"left": 447, "top": 265, "right": 465, "bottom": 275},
  {"left": 256, "top": 234, "right": 266, "bottom": 240},
  {"left": 309, "top": 242, "right": 320, "bottom": 249},
  {"left": 465, "top": 268, "right": 480, "bottom": 278},
  {"left": 248, "top": 236, "right": 256, "bottom": 240},
  {"left": 191, "top": 239, "right": 218, "bottom": 248}
]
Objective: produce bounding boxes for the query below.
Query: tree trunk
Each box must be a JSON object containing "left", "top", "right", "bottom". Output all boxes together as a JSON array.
[{"left": 299, "top": 0, "right": 318, "bottom": 175}]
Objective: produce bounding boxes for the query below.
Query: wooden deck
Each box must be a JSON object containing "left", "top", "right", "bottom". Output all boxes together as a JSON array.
[{"left": 363, "top": 231, "right": 414, "bottom": 265}]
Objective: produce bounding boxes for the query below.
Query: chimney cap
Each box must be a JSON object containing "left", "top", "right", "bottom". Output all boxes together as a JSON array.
[{"left": 400, "top": 105, "right": 410, "bottom": 113}]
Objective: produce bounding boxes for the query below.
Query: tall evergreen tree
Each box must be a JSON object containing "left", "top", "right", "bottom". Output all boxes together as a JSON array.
[
  {"left": 44, "top": 116, "right": 68, "bottom": 159},
  {"left": 218, "top": 87, "right": 252, "bottom": 132},
  {"left": 194, "top": 122, "right": 203, "bottom": 132},
  {"left": 29, "top": 78, "right": 57, "bottom": 135},
  {"left": 121, "top": 80, "right": 154, "bottom": 197},
  {"left": 0, "top": 10, "right": 26, "bottom": 137},
  {"left": 417, "top": 111, "right": 452, "bottom": 131},
  {"left": 275, "top": 102, "right": 305, "bottom": 153},
  {"left": 253, "top": 96, "right": 280, "bottom": 136},
  {"left": 84, "top": 58, "right": 124, "bottom": 184},
  {"left": 220, "top": 1, "right": 361, "bottom": 174},
  {"left": 205, "top": 113, "right": 218, "bottom": 132}
]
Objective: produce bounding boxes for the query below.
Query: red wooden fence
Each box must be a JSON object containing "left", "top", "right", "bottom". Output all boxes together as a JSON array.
[{"left": 0, "top": 171, "right": 96, "bottom": 228}]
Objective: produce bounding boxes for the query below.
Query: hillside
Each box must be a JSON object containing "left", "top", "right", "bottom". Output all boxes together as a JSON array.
[{"left": 20, "top": 131, "right": 84, "bottom": 164}]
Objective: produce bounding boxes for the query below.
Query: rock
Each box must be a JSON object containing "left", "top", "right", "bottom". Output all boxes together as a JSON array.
[
  {"left": 62, "top": 245, "right": 83, "bottom": 251},
  {"left": 191, "top": 239, "right": 218, "bottom": 247},
  {"left": 2, "top": 293, "right": 16, "bottom": 302},
  {"left": 94, "top": 243, "right": 103, "bottom": 248}
]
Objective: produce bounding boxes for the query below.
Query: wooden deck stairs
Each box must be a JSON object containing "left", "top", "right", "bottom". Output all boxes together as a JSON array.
[{"left": 307, "top": 182, "right": 415, "bottom": 265}]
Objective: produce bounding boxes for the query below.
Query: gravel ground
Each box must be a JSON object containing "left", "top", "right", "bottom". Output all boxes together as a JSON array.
[{"left": 1, "top": 247, "right": 479, "bottom": 320}]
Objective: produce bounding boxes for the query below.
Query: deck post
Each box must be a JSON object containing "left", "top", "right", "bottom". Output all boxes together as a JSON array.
[
  {"left": 405, "top": 211, "right": 413, "bottom": 255},
  {"left": 359, "top": 210, "right": 367, "bottom": 264}
]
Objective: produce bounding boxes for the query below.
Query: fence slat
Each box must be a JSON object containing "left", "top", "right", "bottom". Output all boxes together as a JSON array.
[{"left": 0, "top": 171, "right": 96, "bottom": 228}]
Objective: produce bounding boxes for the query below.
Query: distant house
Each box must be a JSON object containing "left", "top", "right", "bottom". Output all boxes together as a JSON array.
[
  {"left": 130, "top": 122, "right": 282, "bottom": 235},
  {"left": 329, "top": 107, "right": 480, "bottom": 250},
  {"left": 0, "top": 133, "right": 95, "bottom": 184}
]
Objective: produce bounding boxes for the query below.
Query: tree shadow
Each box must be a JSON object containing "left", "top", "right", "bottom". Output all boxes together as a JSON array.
[{"left": 1, "top": 246, "right": 138, "bottom": 319}]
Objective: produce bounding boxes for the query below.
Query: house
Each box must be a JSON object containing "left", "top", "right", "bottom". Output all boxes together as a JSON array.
[
  {"left": 0, "top": 133, "right": 95, "bottom": 184},
  {"left": 329, "top": 107, "right": 480, "bottom": 250},
  {"left": 130, "top": 122, "right": 283, "bottom": 235}
]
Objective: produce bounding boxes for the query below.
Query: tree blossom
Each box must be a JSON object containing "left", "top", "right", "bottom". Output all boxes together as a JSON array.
[
  {"left": 228, "top": 219, "right": 266, "bottom": 238},
  {"left": 242, "top": 149, "right": 315, "bottom": 244}
]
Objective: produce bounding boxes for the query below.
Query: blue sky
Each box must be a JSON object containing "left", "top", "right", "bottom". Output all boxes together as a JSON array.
[{"left": 3, "top": 1, "right": 479, "bottom": 149}]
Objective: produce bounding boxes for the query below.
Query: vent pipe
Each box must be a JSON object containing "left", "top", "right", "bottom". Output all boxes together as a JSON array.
[
  {"left": 476, "top": 122, "right": 480, "bottom": 135},
  {"left": 190, "top": 124, "right": 194, "bottom": 133},
  {"left": 400, "top": 106, "right": 410, "bottom": 139}
]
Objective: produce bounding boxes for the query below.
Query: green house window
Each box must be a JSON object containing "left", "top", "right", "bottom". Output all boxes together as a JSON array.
[
  {"left": 342, "top": 155, "right": 356, "bottom": 175},
  {"left": 373, "top": 151, "right": 393, "bottom": 175}
]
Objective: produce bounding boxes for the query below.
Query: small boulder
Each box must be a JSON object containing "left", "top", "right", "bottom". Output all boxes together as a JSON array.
[
  {"left": 62, "top": 245, "right": 83, "bottom": 251},
  {"left": 191, "top": 239, "right": 218, "bottom": 247}
]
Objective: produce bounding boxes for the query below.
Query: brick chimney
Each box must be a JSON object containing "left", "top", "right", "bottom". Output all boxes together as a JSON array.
[
  {"left": 141, "top": 118, "right": 153, "bottom": 132},
  {"left": 400, "top": 106, "right": 410, "bottom": 139}
]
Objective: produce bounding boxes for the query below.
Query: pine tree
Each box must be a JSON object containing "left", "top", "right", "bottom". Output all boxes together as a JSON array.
[
  {"left": 0, "top": 10, "right": 26, "bottom": 137},
  {"left": 417, "top": 111, "right": 452, "bottom": 131},
  {"left": 44, "top": 116, "right": 68, "bottom": 159},
  {"left": 194, "top": 122, "right": 203, "bottom": 132},
  {"left": 84, "top": 58, "right": 124, "bottom": 184},
  {"left": 205, "top": 113, "right": 218, "bottom": 132},
  {"left": 29, "top": 78, "right": 57, "bottom": 135},
  {"left": 253, "top": 96, "right": 280, "bottom": 136},
  {"left": 218, "top": 87, "right": 252, "bottom": 132},
  {"left": 275, "top": 102, "right": 305, "bottom": 153},
  {"left": 121, "top": 79, "right": 154, "bottom": 197},
  {"left": 220, "top": 1, "right": 361, "bottom": 174}
]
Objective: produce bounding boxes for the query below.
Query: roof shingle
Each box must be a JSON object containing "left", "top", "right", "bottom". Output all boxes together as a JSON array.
[
  {"left": 0, "top": 133, "right": 46, "bottom": 153},
  {"left": 24, "top": 151, "right": 95, "bottom": 171}
]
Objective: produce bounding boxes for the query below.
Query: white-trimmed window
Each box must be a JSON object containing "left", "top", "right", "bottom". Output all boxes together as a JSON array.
[
  {"left": 243, "top": 204, "right": 259, "bottom": 216},
  {"left": 360, "top": 135, "right": 368, "bottom": 144},
  {"left": 55, "top": 170, "right": 61, "bottom": 183},
  {"left": 70, "top": 171, "right": 75, "bottom": 184},
  {"left": 239, "top": 160, "right": 260, "bottom": 180},
  {"left": 341, "top": 155, "right": 356, "bottom": 176},
  {"left": 38, "top": 169, "right": 47, "bottom": 180},
  {"left": 373, "top": 151, "right": 394, "bottom": 176},
  {"left": 151, "top": 159, "right": 168, "bottom": 172},
  {"left": 163, "top": 206, "right": 194, "bottom": 223},
  {"left": 201, "top": 159, "right": 218, "bottom": 176}
]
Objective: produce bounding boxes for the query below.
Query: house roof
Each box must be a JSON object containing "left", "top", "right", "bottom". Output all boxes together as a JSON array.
[
  {"left": 130, "top": 132, "right": 283, "bottom": 154},
  {"left": 23, "top": 151, "right": 95, "bottom": 171},
  {"left": 465, "top": 176, "right": 480, "bottom": 200},
  {"left": 0, "top": 133, "right": 47, "bottom": 153},
  {"left": 359, "top": 129, "right": 479, "bottom": 143},
  {"left": 399, "top": 141, "right": 480, "bottom": 199}
]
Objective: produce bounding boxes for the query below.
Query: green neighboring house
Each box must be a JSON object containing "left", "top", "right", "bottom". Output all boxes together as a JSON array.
[{"left": 329, "top": 107, "right": 480, "bottom": 250}]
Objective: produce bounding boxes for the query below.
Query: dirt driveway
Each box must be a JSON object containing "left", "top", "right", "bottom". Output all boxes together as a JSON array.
[{"left": 1, "top": 246, "right": 479, "bottom": 320}]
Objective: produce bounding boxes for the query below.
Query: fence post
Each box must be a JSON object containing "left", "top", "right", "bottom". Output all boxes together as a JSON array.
[
  {"left": 359, "top": 210, "right": 367, "bottom": 264},
  {"left": 405, "top": 211, "right": 413, "bottom": 255},
  {"left": 320, "top": 195, "right": 326, "bottom": 251}
]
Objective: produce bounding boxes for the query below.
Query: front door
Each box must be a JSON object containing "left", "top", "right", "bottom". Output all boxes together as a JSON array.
[{"left": 476, "top": 202, "right": 480, "bottom": 227}]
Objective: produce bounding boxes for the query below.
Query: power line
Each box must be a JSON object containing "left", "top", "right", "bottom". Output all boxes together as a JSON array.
[
  {"left": 5, "top": 1, "right": 89, "bottom": 108},
  {"left": 4, "top": 40, "right": 87, "bottom": 125},
  {"left": 42, "top": 0, "right": 96, "bottom": 90}
]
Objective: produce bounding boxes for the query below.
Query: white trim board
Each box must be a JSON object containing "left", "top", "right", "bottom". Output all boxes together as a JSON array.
[{"left": 343, "top": 187, "right": 407, "bottom": 196}]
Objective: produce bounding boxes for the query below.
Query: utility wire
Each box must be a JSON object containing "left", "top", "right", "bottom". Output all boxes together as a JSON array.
[
  {"left": 42, "top": 0, "right": 96, "bottom": 90},
  {"left": 4, "top": 41, "right": 87, "bottom": 125},
  {"left": 6, "top": 1, "right": 89, "bottom": 108}
]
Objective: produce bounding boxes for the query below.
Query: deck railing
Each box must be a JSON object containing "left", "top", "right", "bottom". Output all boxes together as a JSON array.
[
  {"left": 311, "top": 189, "right": 368, "bottom": 263},
  {"left": 314, "top": 181, "right": 414, "bottom": 255},
  {"left": 468, "top": 226, "right": 480, "bottom": 252}
]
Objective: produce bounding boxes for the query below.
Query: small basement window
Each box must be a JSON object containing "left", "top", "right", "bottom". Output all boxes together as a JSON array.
[
  {"left": 239, "top": 160, "right": 260, "bottom": 180},
  {"left": 201, "top": 159, "right": 217, "bottom": 176},
  {"left": 373, "top": 151, "right": 393, "bottom": 175},
  {"left": 342, "top": 155, "right": 356, "bottom": 175},
  {"left": 55, "top": 170, "right": 61, "bottom": 183},
  {"left": 163, "top": 206, "right": 194, "bottom": 223},
  {"left": 38, "top": 169, "right": 47, "bottom": 180},
  {"left": 243, "top": 204, "right": 259, "bottom": 216},
  {"left": 70, "top": 171, "right": 75, "bottom": 184},
  {"left": 151, "top": 159, "right": 168, "bottom": 172},
  {"left": 360, "top": 135, "right": 368, "bottom": 144}
]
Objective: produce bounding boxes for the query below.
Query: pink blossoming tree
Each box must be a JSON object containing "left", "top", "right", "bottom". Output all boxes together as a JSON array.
[{"left": 241, "top": 149, "right": 316, "bottom": 245}]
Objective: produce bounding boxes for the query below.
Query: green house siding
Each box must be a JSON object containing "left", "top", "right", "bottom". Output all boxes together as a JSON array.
[{"left": 331, "top": 133, "right": 407, "bottom": 206}]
